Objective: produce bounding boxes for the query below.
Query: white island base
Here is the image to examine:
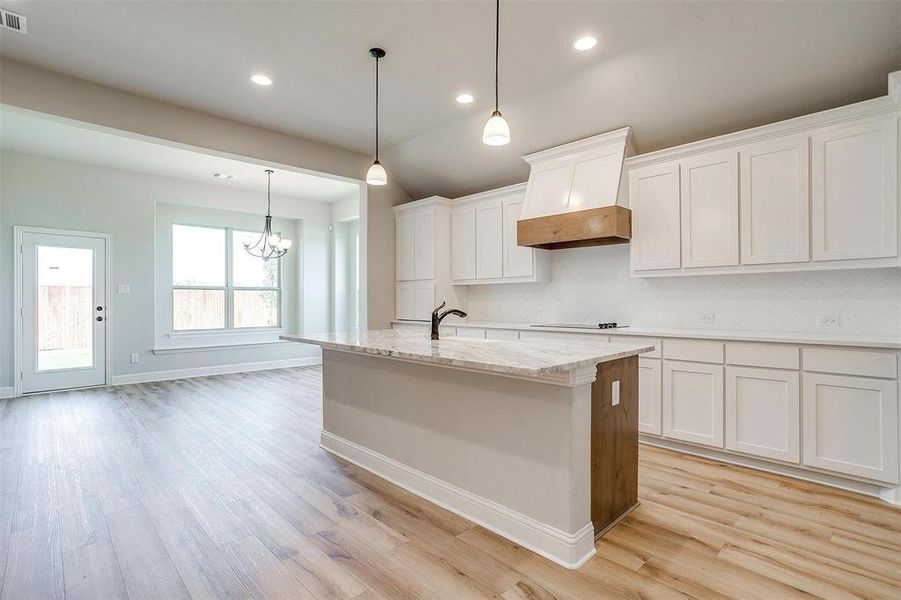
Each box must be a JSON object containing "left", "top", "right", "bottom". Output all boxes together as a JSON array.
[{"left": 286, "top": 330, "right": 651, "bottom": 569}]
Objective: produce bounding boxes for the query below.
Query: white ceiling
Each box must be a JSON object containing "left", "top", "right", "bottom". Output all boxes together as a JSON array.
[
  {"left": 1, "top": 1, "right": 899, "bottom": 199},
  {"left": 0, "top": 107, "right": 360, "bottom": 202}
]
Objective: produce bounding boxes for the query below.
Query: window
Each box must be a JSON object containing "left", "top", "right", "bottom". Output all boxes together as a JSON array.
[{"left": 172, "top": 224, "right": 280, "bottom": 331}]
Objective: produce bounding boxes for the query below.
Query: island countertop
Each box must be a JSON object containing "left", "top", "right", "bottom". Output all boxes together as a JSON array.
[{"left": 281, "top": 329, "right": 653, "bottom": 378}]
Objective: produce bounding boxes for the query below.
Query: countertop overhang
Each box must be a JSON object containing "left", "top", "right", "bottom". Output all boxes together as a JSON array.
[{"left": 281, "top": 329, "right": 652, "bottom": 378}]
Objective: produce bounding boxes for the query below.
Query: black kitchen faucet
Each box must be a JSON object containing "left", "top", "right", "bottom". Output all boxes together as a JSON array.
[{"left": 430, "top": 302, "right": 467, "bottom": 340}]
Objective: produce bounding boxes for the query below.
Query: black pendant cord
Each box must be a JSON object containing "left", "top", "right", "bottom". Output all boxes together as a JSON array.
[
  {"left": 494, "top": 0, "right": 499, "bottom": 113},
  {"left": 266, "top": 169, "right": 273, "bottom": 217},
  {"left": 374, "top": 55, "right": 380, "bottom": 161}
]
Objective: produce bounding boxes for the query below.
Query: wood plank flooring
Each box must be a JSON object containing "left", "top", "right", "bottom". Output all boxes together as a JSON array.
[{"left": 0, "top": 366, "right": 898, "bottom": 599}]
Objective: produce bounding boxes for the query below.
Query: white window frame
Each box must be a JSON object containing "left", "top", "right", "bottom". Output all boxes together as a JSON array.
[{"left": 162, "top": 222, "right": 286, "bottom": 350}]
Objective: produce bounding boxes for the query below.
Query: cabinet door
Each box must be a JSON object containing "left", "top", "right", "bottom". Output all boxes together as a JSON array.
[
  {"left": 726, "top": 367, "right": 800, "bottom": 463},
  {"left": 803, "top": 373, "right": 899, "bottom": 483},
  {"left": 739, "top": 137, "right": 810, "bottom": 265},
  {"left": 663, "top": 360, "right": 724, "bottom": 448},
  {"left": 395, "top": 215, "right": 414, "bottom": 281},
  {"left": 412, "top": 281, "right": 435, "bottom": 321},
  {"left": 452, "top": 206, "right": 477, "bottom": 281},
  {"left": 396, "top": 282, "right": 414, "bottom": 320},
  {"left": 629, "top": 162, "right": 681, "bottom": 271},
  {"left": 412, "top": 211, "right": 435, "bottom": 280},
  {"left": 476, "top": 201, "right": 503, "bottom": 279},
  {"left": 638, "top": 358, "right": 662, "bottom": 435},
  {"left": 812, "top": 117, "right": 898, "bottom": 261},
  {"left": 680, "top": 150, "right": 739, "bottom": 268},
  {"left": 502, "top": 197, "right": 534, "bottom": 278}
]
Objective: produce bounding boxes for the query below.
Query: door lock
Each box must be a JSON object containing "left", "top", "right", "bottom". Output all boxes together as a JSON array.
[
  {"left": 96, "top": 316, "right": 104, "bottom": 322},
  {"left": 96, "top": 306, "right": 103, "bottom": 311}
]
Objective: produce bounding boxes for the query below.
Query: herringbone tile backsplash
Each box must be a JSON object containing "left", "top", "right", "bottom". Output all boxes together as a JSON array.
[{"left": 466, "top": 245, "right": 901, "bottom": 337}]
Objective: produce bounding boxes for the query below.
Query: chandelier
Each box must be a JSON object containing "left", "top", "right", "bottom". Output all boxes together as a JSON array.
[{"left": 243, "top": 169, "right": 293, "bottom": 261}]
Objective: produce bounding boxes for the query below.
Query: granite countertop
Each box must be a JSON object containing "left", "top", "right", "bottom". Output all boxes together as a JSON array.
[
  {"left": 281, "top": 329, "right": 653, "bottom": 378},
  {"left": 393, "top": 320, "right": 901, "bottom": 350}
]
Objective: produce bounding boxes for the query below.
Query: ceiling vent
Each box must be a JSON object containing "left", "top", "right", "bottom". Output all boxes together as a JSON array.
[{"left": 0, "top": 8, "right": 26, "bottom": 33}]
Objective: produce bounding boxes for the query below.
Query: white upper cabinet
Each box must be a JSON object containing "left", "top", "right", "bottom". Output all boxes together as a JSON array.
[
  {"left": 628, "top": 75, "right": 899, "bottom": 277},
  {"left": 680, "top": 150, "right": 739, "bottom": 268},
  {"left": 476, "top": 201, "right": 503, "bottom": 279},
  {"left": 452, "top": 206, "right": 476, "bottom": 281},
  {"left": 396, "top": 214, "right": 414, "bottom": 281},
  {"left": 450, "top": 184, "right": 548, "bottom": 284},
  {"left": 812, "top": 117, "right": 898, "bottom": 261},
  {"left": 739, "top": 136, "right": 810, "bottom": 265},
  {"left": 394, "top": 197, "right": 467, "bottom": 322},
  {"left": 630, "top": 161, "right": 681, "bottom": 271},
  {"left": 502, "top": 197, "right": 534, "bottom": 278},
  {"left": 412, "top": 211, "right": 435, "bottom": 280}
]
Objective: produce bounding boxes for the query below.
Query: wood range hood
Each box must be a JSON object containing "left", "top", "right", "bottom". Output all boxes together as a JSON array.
[{"left": 517, "top": 127, "right": 635, "bottom": 250}]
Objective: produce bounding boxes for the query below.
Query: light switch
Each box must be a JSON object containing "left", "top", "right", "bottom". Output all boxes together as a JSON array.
[
  {"left": 611, "top": 380, "right": 620, "bottom": 406},
  {"left": 117, "top": 284, "right": 131, "bottom": 294}
]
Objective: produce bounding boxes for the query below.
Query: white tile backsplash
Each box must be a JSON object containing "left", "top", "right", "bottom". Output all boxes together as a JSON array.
[{"left": 465, "top": 245, "right": 901, "bottom": 337}]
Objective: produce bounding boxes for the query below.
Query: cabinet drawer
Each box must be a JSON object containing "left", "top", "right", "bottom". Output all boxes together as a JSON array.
[
  {"left": 485, "top": 328, "right": 519, "bottom": 341},
  {"left": 610, "top": 335, "right": 662, "bottom": 358},
  {"left": 663, "top": 339, "right": 724, "bottom": 364},
  {"left": 726, "top": 343, "right": 799, "bottom": 370},
  {"left": 803, "top": 347, "right": 897, "bottom": 379},
  {"left": 455, "top": 327, "right": 486, "bottom": 339},
  {"left": 518, "top": 330, "right": 603, "bottom": 343}
]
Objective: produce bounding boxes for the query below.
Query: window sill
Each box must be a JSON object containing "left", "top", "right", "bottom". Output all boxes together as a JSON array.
[
  {"left": 152, "top": 340, "right": 293, "bottom": 355},
  {"left": 155, "top": 328, "right": 289, "bottom": 354}
]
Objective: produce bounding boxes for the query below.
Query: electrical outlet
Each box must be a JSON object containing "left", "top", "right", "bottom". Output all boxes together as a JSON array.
[
  {"left": 818, "top": 313, "right": 842, "bottom": 328},
  {"left": 117, "top": 284, "right": 131, "bottom": 294},
  {"left": 529, "top": 309, "right": 543, "bottom": 321},
  {"left": 611, "top": 380, "right": 620, "bottom": 406},
  {"left": 130, "top": 353, "right": 139, "bottom": 364},
  {"left": 699, "top": 311, "right": 715, "bottom": 325}
]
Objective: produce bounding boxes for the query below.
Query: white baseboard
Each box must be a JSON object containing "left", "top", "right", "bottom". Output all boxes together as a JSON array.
[
  {"left": 639, "top": 435, "right": 896, "bottom": 504},
  {"left": 110, "top": 357, "right": 321, "bottom": 386},
  {"left": 320, "top": 430, "right": 596, "bottom": 570},
  {"left": 0, "top": 386, "right": 16, "bottom": 399}
]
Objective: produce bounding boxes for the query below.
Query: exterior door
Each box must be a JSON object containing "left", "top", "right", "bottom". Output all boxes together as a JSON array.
[{"left": 20, "top": 230, "right": 108, "bottom": 394}]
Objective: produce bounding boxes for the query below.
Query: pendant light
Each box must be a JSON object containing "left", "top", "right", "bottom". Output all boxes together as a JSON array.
[
  {"left": 366, "top": 47, "right": 388, "bottom": 186},
  {"left": 482, "top": 0, "right": 510, "bottom": 146},
  {"left": 243, "top": 169, "right": 293, "bottom": 261}
]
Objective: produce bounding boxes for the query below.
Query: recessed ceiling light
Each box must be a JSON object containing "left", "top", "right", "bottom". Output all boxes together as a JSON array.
[
  {"left": 210, "top": 173, "right": 234, "bottom": 180},
  {"left": 456, "top": 93, "right": 474, "bottom": 104},
  {"left": 573, "top": 36, "right": 597, "bottom": 51},
  {"left": 250, "top": 74, "right": 273, "bottom": 86}
]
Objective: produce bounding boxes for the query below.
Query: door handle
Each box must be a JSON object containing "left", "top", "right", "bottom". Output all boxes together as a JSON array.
[{"left": 96, "top": 316, "right": 104, "bottom": 322}]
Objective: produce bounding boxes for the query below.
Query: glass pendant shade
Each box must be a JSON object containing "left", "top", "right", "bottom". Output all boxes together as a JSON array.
[
  {"left": 366, "top": 160, "right": 388, "bottom": 186},
  {"left": 482, "top": 110, "right": 510, "bottom": 146}
]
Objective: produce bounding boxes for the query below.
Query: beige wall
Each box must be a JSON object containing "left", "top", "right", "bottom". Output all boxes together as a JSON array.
[{"left": 0, "top": 57, "right": 411, "bottom": 329}]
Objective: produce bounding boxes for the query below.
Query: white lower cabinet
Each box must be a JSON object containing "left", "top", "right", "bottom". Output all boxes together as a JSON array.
[
  {"left": 663, "top": 360, "right": 724, "bottom": 448},
  {"left": 412, "top": 281, "right": 435, "bottom": 321},
  {"left": 802, "top": 373, "right": 899, "bottom": 484},
  {"left": 395, "top": 282, "right": 414, "bottom": 320},
  {"left": 638, "top": 358, "right": 662, "bottom": 435},
  {"left": 725, "top": 367, "right": 800, "bottom": 463}
]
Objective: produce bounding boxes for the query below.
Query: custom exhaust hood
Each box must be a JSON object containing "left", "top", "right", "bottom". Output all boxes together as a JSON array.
[{"left": 517, "top": 127, "right": 635, "bottom": 250}]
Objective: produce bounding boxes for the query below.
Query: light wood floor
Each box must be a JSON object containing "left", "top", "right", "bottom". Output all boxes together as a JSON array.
[{"left": 1, "top": 367, "right": 899, "bottom": 599}]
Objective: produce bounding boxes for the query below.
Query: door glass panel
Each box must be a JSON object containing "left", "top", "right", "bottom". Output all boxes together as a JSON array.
[{"left": 37, "top": 245, "right": 94, "bottom": 371}]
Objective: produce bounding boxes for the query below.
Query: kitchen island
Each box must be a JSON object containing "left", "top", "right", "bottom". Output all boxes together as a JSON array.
[{"left": 282, "top": 329, "right": 652, "bottom": 568}]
